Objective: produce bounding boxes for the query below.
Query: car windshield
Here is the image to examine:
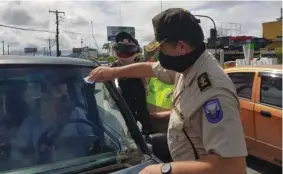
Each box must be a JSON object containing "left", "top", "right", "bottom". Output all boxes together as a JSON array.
[{"left": 0, "top": 66, "right": 145, "bottom": 173}]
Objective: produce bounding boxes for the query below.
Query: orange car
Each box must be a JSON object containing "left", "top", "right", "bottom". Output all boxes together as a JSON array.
[{"left": 225, "top": 65, "right": 282, "bottom": 166}]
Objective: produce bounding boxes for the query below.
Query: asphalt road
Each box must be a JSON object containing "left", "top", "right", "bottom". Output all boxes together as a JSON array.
[{"left": 95, "top": 83, "right": 282, "bottom": 174}]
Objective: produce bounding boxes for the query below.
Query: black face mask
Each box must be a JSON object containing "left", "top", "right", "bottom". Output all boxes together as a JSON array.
[{"left": 158, "top": 43, "right": 206, "bottom": 73}]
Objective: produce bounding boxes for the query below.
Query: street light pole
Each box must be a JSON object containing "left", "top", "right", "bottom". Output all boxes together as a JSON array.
[
  {"left": 195, "top": 15, "right": 217, "bottom": 57},
  {"left": 1, "top": 41, "right": 4, "bottom": 55}
]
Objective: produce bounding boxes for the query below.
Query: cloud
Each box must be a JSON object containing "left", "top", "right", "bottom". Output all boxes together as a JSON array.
[
  {"left": 2, "top": 8, "right": 33, "bottom": 25},
  {"left": 0, "top": 0, "right": 281, "bottom": 52}
]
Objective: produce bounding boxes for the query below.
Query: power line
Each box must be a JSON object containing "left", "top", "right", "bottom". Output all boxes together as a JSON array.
[{"left": 0, "top": 24, "right": 54, "bottom": 33}]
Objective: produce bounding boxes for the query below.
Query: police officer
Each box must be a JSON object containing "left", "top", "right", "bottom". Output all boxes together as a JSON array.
[
  {"left": 88, "top": 8, "right": 247, "bottom": 174},
  {"left": 145, "top": 47, "right": 173, "bottom": 133},
  {"left": 110, "top": 31, "right": 153, "bottom": 135}
]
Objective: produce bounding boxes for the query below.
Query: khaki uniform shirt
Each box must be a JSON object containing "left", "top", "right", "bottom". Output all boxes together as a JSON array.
[{"left": 152, "top": 50, "right": 247, "bottom": 161}]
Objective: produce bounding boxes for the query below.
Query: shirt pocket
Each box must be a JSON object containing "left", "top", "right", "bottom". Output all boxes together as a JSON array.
[{"left": 169, "top": 110, "right": 184, "bottom": 131}]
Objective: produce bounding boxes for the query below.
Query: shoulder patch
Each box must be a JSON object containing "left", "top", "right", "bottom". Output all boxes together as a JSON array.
[
  {"left": 203, "top": 98, "right": 223, "bottom": 123},
  {"left": 197, "top": 72, "right": 211, "bottom": 92}
]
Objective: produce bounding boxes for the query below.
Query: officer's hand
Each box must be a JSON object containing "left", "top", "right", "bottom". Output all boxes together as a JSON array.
[
  {"left": 88, "top": 66, "right": 115, "bottom": 82},
  {"left": 139, "top": 164, "right": 162, "bottom": 174}
]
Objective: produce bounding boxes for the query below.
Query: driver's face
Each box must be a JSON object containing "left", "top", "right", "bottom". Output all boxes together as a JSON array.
[{"left": 40, "top": 84, "right": 67, "bottom": 119}]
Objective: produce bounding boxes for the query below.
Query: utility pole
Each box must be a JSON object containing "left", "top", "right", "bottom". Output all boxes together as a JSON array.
[
  {"left": 7, "top": 44, "right": 9, "bottom": 55},
  {"left": 48, "top": 39, "right": 52, "bottom": 56},
  {"left": 49, "top": 10, "right": 65, "bottom": 57},
  {"left": 81, "top": 38, "right": 83, "bottom": 48},
  {"left": 1, "top": 41, "right": 4, "bottom": 55},
  {"left": 91, "top": 21, "right": 100, "bottom": 51}
]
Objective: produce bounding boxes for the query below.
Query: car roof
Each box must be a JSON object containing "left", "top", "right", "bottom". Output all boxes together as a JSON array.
[
  {"left": 225, "top": 65, "right": 282, "bottom": 73},
  {"left": 0, "top": 55, "right": 97, "bottom": 67}
]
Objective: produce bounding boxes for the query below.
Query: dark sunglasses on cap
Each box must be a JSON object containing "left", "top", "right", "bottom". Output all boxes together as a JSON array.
[{"left": 112, "top": 43, "right": 140, "bottom": 56}]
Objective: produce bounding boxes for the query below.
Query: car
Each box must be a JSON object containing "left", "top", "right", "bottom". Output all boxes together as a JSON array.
[
  {"left": 0, "top": 55, "right": 164, "bottom": 174},
  {"left": 98, "top": 61, "right": 111, "bottom": 66},
  {"left": 0, "top": 55, "right": 270, "bottom": 174},
  {"left": 225, "top": 65, "right": 282, "bottom": 167},
  {"left": 223, "top": 61, "right": 236, "bottom": 69}
]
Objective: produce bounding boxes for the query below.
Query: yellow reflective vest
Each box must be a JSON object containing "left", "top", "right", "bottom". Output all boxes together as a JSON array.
[{"left": 146, "top": 77, "right": 173, "bottom": 109}]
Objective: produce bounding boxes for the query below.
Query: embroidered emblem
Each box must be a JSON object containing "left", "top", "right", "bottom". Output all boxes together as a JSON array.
[
  {"left": 203, "top": 98, "right": 223, "bottom": 123},
  {"left": 197, "top": 72, "right": 211, "bottom": 92}
]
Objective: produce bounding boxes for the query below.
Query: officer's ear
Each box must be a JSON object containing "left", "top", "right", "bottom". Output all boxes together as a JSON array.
[{"left": 176, "top": 41, "right": 192, "bottom": 55}]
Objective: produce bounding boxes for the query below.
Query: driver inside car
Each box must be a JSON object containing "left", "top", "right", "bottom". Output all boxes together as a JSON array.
[{"left": 10, "top": 76, "right": 94, "bottom": 167}]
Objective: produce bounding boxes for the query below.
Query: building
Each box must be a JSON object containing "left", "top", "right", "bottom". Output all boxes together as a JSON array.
[
  {"left": 262, "top": 20, "right": 282, "bottom": 41},
  {"left": 261, "top": 8, "right": 282, "bottom": 58},
  {"left": 207, "top": 36, "right": 268, "bottom": 51},
  {"left": 82, "top": 47, "right": 98, "bottom": 58},
  {"left": 24, "top": 47, "right": 37, "bottom": 56},
  {"left": 72, "top": 47, "right": 98, "bottom": 59}
]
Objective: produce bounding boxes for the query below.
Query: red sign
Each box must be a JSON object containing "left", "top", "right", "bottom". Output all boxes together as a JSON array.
[{"left": 229, "top": 36, "right": 253, "bottom": 41}]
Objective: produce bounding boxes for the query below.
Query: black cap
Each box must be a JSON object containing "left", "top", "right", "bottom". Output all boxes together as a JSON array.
[
  {"left": 145, "top": 8, "right": 204, "bottom": 52},
  {"left": 115, "top": 31, "right": 139, "bottom": 46}
]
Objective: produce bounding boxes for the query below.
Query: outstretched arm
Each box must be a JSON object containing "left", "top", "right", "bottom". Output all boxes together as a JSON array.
[
  {"left": 88, "top": 62, "right": 176, "bottom": 84},
  {"left": 88, "top": 62, "right": 155, "bottom": 82}
]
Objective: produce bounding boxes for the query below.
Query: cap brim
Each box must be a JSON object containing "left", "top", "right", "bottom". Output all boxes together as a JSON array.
[{"left": 145, "top": 39, "right": 166, "bottom": 52}]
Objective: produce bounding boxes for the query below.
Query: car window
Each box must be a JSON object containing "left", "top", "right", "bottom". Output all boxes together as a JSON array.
[
  {"left": 0, "top": 67, "right": 142, "bottom": 173},
  {"left": 260, "top": 75, "right": 282, "bottom": 108},
  {"left": 227, "top": 72, "right": 255, "bottom": 99},
  {"left": 95, "top": 82, "right": 136, "bottom": 149}
]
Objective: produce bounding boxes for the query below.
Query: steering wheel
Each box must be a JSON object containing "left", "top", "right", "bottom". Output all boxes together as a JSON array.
[{"left": 36, "top": 118, "right": 101, "bottom": 164}]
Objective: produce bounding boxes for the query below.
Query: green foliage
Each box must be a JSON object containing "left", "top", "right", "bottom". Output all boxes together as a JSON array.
[
  {"left": 275, "top": 48, "right": 282, "bottom": 64},
  {"left": 89, "top": 56, "right": 117, "bottom": 63},
  {"left": 276, "top": 53, "right": 282, "bottom": 64},
  {"left": 102, "top": 43, "right": 111, "bottom": 54}
]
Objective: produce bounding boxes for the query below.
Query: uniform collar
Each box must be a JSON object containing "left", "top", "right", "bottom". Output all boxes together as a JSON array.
[{"left": 183, "top": 50, "right": 209, "bottom": 87}]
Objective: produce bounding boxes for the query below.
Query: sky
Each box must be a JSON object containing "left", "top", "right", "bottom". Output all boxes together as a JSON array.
[{"left": 0, "top": 0, "right": 282, "bottom": 54}]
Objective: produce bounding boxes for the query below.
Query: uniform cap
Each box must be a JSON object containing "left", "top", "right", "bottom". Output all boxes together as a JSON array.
[
  {"left": 115, "top": 31, "right": 139, "bottom": 46},
  {"left": 145, "top": 8, "right": 203, "bottom": 52}
]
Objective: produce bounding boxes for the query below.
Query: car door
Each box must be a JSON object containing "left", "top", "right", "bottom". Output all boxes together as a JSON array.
[
  {"left": 227, "top": 72, "right": 257, "bottom": 151},
  {"left": 254, "top": 71, "right": 282, "bottom": 165}
]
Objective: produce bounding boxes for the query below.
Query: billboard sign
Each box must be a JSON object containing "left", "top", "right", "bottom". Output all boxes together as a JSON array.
[
  {"left": 107, "top": 26, "right": 135, "bottom": 41},
  {"left": 72, "top": 48, "right": 82, "bottom": 53},
  {"left": 24, "top": 48, "right": 37, "bottom": 53}
]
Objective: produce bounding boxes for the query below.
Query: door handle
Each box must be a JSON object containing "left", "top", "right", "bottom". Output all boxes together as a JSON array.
[{"left": 260, "top": 110, "right": 271, "bottom": 118}]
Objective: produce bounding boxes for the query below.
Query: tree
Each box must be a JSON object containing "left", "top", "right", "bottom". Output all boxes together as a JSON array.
[
  {"left": 102, "top": 43, "right": 111, "bottom": 55},
  {"left": 275, "top": 47, "right": 282, "bottom": 64}
]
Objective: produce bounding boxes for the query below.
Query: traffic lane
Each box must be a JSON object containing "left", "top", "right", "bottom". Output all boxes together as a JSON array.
[{"left": 247, "top": 156, "right": 282, "bottom": 174}]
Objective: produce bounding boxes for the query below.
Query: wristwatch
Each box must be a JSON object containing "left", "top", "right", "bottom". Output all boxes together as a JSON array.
[{"left": 161, "top": 163, "right": 172, "bottom": 174}]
